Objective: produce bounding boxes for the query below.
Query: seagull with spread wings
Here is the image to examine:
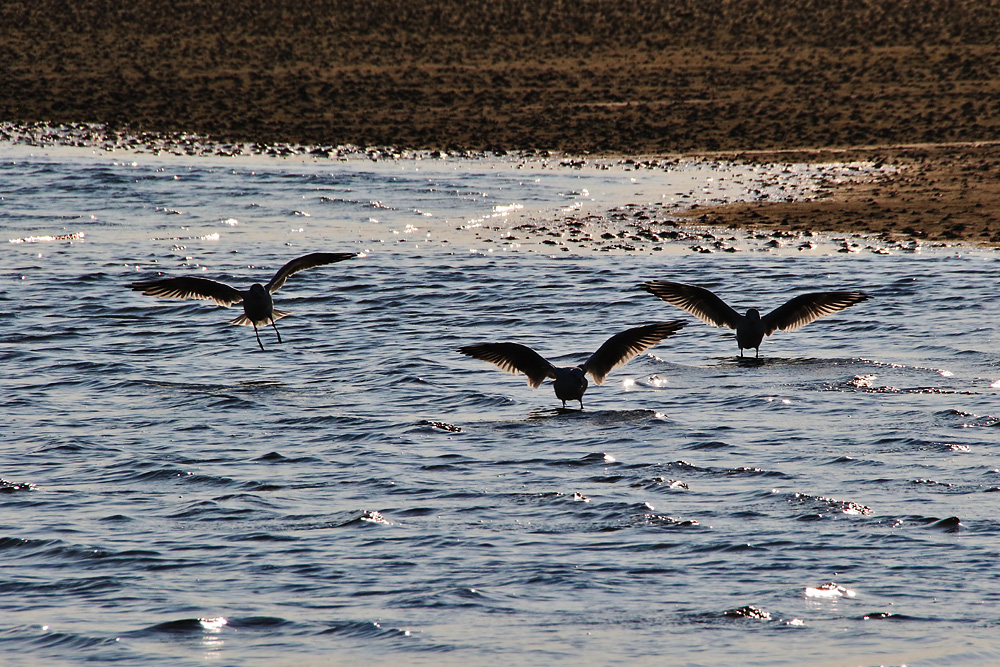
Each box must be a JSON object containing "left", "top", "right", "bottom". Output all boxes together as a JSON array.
[
  {"left": 639, "top": 281, "right": 869, "bottom": 358},
  {"left": 129, "top": 252, "right": 355, "bottom": 350},
  {"left": 458, "top": 321, "right": 686, "bottom": 408}
]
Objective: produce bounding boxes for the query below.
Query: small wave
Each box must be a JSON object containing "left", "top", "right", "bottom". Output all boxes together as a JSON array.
[
  {"left": 0, "top": 575, "right": 123, "bottom": 596},
  {"left": 0, "top": 536, "right": 57, "bottom": 552},
  {"left": 823, "top": 455, "right": 882, "bottom": 466},
  {"left": 135, "top": 616, "right": 292, "bottom": 637},
  {"left": 414, "top": 419, "right": 463, "bottom": 433},
  {"left": 859, "top": 611, "right": 922, "bottom": 621},
  {"left": 283, "top": 509, "right": 395, "bottom": 532},
  {"left": 317, "top": 619, "right": 412, "bottom": 640},
  {"left": 723, "top": 605, "right": 772, "bottom": 620},
  {"left": 690, "top": 606, "right": 805, "bottom": 627},
  {"left": 275, "top": 414, "right": 370, "bottom": 427},
  {"left": 118, "top": 468, "right": 241, "bottom": 488},
  {"left": 74, "top": 271, "right": 108, "bottom": 282},
  {"left": 638, "top": 513, "right": 701, "bottom": 529},
  {"left": 927, "top": 516, "right": 963, "bottom": 532},
  {"left": 0, "top": 479, "right": 36, "bottom": 493},
  {"left": 255, "top": 452, "right": 323, "bottom": 464},
  {"left": 524, "top": 408, "right": 662, "bottom": 423},
  {"left": 911, "top": 478, "right": 960, "bottom": 492},
  {"left": 805, "top": 582, "right": 856, "bottom": 599},
  {"left": 546, "top": 452, "right": 620, "bottom": 467},
  {"left": 8, "top": 231, "right": 84, "bottom": 244},
  {"left": 167, "top": 500, "right": 270, "bottom": 521},
  {"left": 26, "top": 629, "right": 116, "bottom": 650},
  {"left": 683, "top": 440, "right": 733, "bottom": 450},
  {"left": 944, "top": 409, "right": 999, "bottom": 428},
  {"left": 393, "top": 587, "right": 507, "bottom": 612},
  {"left": 0, "top": 537, "right": 163, "bottom": 570},
  {"left": 726, "top": 466, "right": 789, "bottom": 478},
  {"left": 787, "top": 492, "right": 872, "bottom": 516},
  {"left": 318, "top": 195, "right": 397, "bottom": 210},
  {"left": 630, "top": 477, "right": 690, "bottom": 491},
  {"left": 206, "top": 395, "right": 260, "bottom": 410}
]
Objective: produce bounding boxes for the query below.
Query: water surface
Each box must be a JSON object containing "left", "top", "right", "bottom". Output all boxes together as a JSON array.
[{"left": 1, "top": 142, "right": 998, "bottom": 666}]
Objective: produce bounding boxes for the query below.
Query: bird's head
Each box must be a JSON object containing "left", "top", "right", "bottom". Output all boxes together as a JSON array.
[
  {"left": 249, "top": 284, "right": 267, "bottom": 296},
  {"left": 745, "top": 308, "right": 761, "bottom": 320}
]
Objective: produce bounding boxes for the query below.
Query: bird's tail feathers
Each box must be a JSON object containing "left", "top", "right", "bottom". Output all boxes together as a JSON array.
[{"left": 229, "top": 309, "right": 291, "bottom": 326}]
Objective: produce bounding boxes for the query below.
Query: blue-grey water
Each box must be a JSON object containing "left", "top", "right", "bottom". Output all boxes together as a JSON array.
[{"left": 2, "top": 140, "right": 998, "bottom": 666}]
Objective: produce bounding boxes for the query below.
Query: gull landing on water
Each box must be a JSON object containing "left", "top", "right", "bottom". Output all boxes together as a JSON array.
[
  {"left": 639, "top": 280, "right": 869, "bottom": 358},
  {"left": 458, "top": 321, "right": 686, "bottom": 408},
  {"left": 129, "top": 252, "right": 355, "bottom": 350}
]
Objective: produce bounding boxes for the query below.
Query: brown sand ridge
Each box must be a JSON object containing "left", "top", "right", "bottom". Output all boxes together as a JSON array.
[{"left": 3, "top": 0, "right": 1000, "bottom": 243}]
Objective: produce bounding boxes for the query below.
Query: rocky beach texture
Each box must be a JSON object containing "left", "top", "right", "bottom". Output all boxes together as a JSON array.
[{"left": 3, "top": 0, "right": 999, "bottom": 243}]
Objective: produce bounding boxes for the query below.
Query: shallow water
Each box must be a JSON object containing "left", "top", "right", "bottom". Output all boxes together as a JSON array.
[{"left": 1, "top": 142, "right": 998, "bottom": 666}]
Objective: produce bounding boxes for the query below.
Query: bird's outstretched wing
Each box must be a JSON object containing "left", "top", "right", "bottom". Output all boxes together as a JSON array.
[
  {"left": 640, "top": 281, "right": 741, "bottom": 329},
  {"left": 762, "top": 291, "right": 869, "bottom": 335},
  {"left": 584, "top": 321, "right": 686, "bottom": 385},
  {"left": 265, "top": 252, "right": 355, "bottom": 294},
  {"left": 458, "top": 343, "right": 557, "bottom": 389},
  {"left": 129, "top": 277, "right": 244, "bottom": 306}
]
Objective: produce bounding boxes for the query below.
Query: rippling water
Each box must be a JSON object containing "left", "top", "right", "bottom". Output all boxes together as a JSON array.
[{"left": 2, "top": 142, "right": 998, "bottom": 666}]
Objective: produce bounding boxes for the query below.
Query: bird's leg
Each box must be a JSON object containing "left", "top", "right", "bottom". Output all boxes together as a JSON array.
[
  {"left": 270, "top": 318, "right": 283, "bottom": 344},
  {"left": 755, "top": 347, "right": 759, "bottom": 358},
  {"left": 252, "top": 323, "right": 265, "bottom": 351},
  {"left": 561, "top": 399, "right": 567, "bottom": 408},
  {"left": 578, "top": 399, "right": 584, "bottom": 409}
]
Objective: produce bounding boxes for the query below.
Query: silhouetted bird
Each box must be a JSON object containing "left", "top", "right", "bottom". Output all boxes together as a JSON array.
[
  {"left": 458, "top": 321, "right": 686, "bottom": 408},
  {"left": 129, "top": 252, "right": 355, "bottom": 350},
  {"left": 639, "top": 281, "right": 868, "bottom": 357}
]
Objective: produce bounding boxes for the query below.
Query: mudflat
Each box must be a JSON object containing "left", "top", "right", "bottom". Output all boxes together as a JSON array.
[{"left": 3, "top": 0, "right": 999, "bottom": 243}]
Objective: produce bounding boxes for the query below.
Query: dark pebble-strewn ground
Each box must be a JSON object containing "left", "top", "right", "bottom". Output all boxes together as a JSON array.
[{"left": 3, "top": 0, "right": 1000, "bottom": 243}]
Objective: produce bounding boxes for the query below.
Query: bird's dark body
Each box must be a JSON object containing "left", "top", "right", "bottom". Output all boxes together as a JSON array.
[
  {"left": 553, "top": 367, "right": 588, "bottom": 406},
  {"left": 243, "top": 284, "right": 275, "bottom": 325},
  {"left": 736, "top": 308, "right": 765, "bottom": 357}
]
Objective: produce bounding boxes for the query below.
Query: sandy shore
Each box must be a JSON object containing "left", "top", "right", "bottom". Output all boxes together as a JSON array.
[
  {"left": 684, "top": 144, "right": 1000, "bottom": 245},
  {"left": 3, "top": 0, "right": 1000, "bottom": 244}
]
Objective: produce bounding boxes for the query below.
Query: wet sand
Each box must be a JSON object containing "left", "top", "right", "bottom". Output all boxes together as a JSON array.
[
  {"left": 684, "top": 144, "right": 1000, "bottom": 245},
  {"left": 3, "top": 1, "right": 1000, "bottom": 244}
]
